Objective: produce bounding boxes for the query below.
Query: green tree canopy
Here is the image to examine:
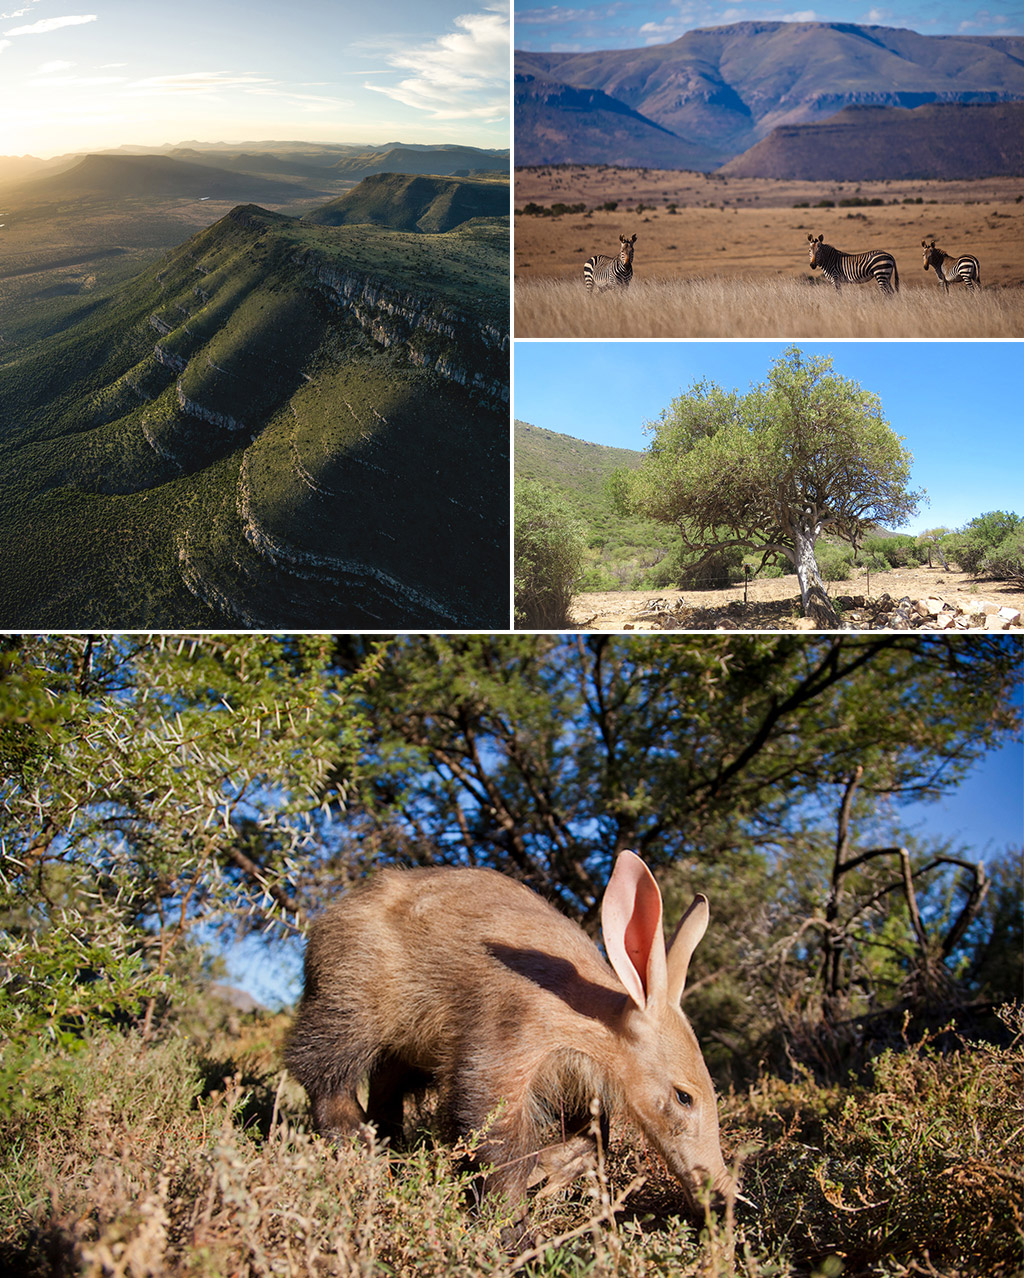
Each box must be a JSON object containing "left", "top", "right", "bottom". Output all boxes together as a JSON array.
[
  {"left": 329, "top": 634, "right": 1018, "bottom": 909},
  {"left": 619, "top": 347, "right": 923, "bottom": 626},
  {"left": 0, "top": 635, "right": 372, "bottom": 1043}
]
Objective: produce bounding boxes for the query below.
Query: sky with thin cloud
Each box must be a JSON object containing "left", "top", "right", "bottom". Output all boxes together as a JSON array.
[
  {"left": 1, "top": 0, "right": 509, "bottom": 156},
  {"left": 513, "top": 0, "right": 1024, "bottom": 51}
]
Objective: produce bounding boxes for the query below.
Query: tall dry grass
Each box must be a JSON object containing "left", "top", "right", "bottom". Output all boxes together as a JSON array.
[
  {"left": 514, "top": 276, "right": 1024, "bottom": 339},
  {"left": 3, "top": 1007, "right": 1022, "bottom": 1276}
]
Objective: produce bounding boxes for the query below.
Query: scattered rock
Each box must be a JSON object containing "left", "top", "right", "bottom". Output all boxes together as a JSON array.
[
  {"left": 836, "top": 594, "right": 1021, "bottom": 632},
  {"left": 612, "top": 592, "right": 1022, "bottom": 633}
]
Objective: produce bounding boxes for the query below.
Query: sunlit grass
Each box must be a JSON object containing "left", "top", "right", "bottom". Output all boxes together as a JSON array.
[{"left": 515, "top": 276, "right": 1024, "bottom": 339}]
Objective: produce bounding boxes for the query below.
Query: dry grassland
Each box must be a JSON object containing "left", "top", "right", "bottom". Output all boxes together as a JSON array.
[
  {"left": 515, "top": 275, "right": 1022, "bottom": 338},
  {"left": 514, "top": 168, "right": 1024, "bottom": 337}
]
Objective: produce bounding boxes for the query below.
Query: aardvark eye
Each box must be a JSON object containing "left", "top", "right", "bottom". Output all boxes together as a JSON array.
[{"left": 675, "top": 1088, "right": 693, "bottom": 1108}]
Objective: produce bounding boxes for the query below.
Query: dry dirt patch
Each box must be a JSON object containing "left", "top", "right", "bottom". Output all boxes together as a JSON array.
[
  {"left": 569, "top": 566, "right": 1024, "bottom": 632},
  {"left": 514, "top": 169, "right": 1024, "bottom": 291}
]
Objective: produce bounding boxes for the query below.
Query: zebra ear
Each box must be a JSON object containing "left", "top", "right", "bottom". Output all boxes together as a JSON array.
[{"left": 630, "top": 234, "right": 637, "bottom": 243}]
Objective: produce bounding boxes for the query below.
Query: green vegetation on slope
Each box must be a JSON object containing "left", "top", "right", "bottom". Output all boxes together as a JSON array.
[
  {"left": 515, "top": 419, "right": 678, "bottom": 591},
  {"left": 0, "top": 203, "right": 509, "bottom": 628},
  {"left": 305, "top": 171, "right": 509, "bottom": 233}
]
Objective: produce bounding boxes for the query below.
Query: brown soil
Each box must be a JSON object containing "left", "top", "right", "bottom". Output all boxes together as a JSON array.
[
  {"left": 514, "top": 168, "right": 1024, "bottom": 289},
  {"left": 569, "top": 566, "right": 1024, "bottom": 631}
]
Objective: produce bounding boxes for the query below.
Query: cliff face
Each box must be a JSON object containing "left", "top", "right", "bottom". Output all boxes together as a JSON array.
[{"left": 301, "top": 254, "right": 508, "bottom": 408}]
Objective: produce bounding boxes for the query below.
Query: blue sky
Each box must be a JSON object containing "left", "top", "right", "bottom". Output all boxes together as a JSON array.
[
  {"left": 0, "top": 0, "right": 509, "bottom": 156},
  {"left": 513, "top": 339, "right": 1024, "bottom": 536},
  {"left": 514, "top": 0, "right": 1024, "bottom": 51}
]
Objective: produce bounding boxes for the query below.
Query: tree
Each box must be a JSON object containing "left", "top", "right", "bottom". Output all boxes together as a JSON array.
[
  {"left": 514, "top": 481, "right": 586, "bottom": 628},
  {"left": 0, "top": 635, "right": 374, "bottom": 1044},
  {"left": 619, "top": 347, "right": 923, "bottom": 627},
  {"left": 327, "top": 634, "right": 1019, "bottom": 916}
]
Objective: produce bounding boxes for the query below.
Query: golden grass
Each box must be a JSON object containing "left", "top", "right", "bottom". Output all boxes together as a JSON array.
[
  {"left": 5, "top": 1009, "right": 1023, "bottom": 1276},
  {"left": 514, "top": 275, "right": 1024, "bottom": 339}
]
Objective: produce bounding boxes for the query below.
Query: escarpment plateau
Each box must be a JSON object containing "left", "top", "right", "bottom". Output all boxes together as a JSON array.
[{"left": 0, "top": 189, "right": 510, "bottom": 629}]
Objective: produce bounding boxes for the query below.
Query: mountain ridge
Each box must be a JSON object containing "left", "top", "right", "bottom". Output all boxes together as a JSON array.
[
  {"left": 718, "top": 101, "right": 1024, "bottom": 179},
  {"left": 514, "top": 20, "right": 1024, "bottom": 170},
  {"left": 304, "top": 172, "right": 509, "bottom": 233},
  {"left": 7, "top": 152, "right": 325, "bottom": 203},
  {"left": 0, "top": 201, "right": 509, "bottom": 629}
]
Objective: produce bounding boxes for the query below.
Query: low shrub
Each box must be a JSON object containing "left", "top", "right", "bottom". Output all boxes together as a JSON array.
[
  {"left": 863, "top": 534, "right": 925, "bottom": 571},
  {"left": 514, "top": 482, "right": 586, "bottom": 628},
  {"left": 813, "top": 542, "right": 855, "bottom": 582},
  {"left": 2, "top": 1006, "right": 1020, "bottom": 1276}
]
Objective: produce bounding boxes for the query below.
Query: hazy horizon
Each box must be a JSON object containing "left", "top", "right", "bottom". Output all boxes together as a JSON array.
[
  {"left": 0, "top": 0, "right": 509, "bottom": 158},
  {"left": 514, "top": 1, "right": 1023, "bottom": 53},
  {"left": 5, "top": 135, "right": 511, "bottom": 162}
]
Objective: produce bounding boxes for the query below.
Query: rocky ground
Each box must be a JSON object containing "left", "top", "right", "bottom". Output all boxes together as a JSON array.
[{"left": 569, "top": 566, "right": 1024, "bottom": 632}]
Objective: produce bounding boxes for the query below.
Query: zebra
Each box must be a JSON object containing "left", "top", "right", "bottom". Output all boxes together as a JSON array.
[
  {"left": 584, "top": 233, "right": 636, "bottom": 292},
  {"left": 806, "top": 233, "right": 899, "bottom": 295},
  {"left": 922, "top": 239, "right": 980, "bottom": 292}
]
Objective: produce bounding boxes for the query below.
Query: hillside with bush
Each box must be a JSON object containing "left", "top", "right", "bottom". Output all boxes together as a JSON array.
[{"left": 0, "top": 197, "right": 509, "bottom": 629}]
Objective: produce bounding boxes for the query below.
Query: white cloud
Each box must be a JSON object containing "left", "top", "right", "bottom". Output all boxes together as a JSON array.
[
  {"left": 514, "top": 5, "right": 619, "bottom": 22},
  {"left": 639, "top": 18, "right": 683, "bottom": 40},
  {"left": 0, "top": 38, "right": 9, "bottom": 52},
  {"left": 126, "top": 71, "right": 275, "bottom": 95},
  {"left": 37, "top": 58, "right": 75, "bottom": 72},
  {"left": 367, "top": 1, "right": 509, "bottom": 121},
  {"left": 242, "top": 84, "right": 354, "bottom": 112},
  {"left": 27, "top": 72, "right": 123, "bottom": 86},
  {"left": 4, "top": 14, "right": 97, "bottom": 35}
]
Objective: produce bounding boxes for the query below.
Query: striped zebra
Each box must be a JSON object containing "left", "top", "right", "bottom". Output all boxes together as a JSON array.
[
  {"left": 922, "top": 239, "right": 980, "bottom": 292},
  {"left": 584, "top": 233, "right": 636, "bottom": 292},
  {"left": 807, "top": 233, "right": 899, "bottom": 295}
]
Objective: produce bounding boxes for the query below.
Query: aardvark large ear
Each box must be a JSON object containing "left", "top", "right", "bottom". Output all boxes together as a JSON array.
[
  {"left": 601, "top": 850, "right": 667, "bottom": 1012},
  {"left": 665, "top": 894, "right": 709, "bottom": 1006}
]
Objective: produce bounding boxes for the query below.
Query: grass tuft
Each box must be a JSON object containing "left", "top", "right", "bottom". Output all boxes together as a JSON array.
[{"left": 515, "top": 277, "right": 1024, "bottom": 339}]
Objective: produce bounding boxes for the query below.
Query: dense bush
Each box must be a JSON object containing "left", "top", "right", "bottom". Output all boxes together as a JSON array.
[
  {"left": 675, "top": 547, "right": 745, "bottom": 590},
  {"left": 3, "top": 1004, "right": 1021, "bottom": 1277},
  {"left": 947, "top": 510, "right": 1023, "bottom": 579},
  {"left": 983, "top": 526, "right": 1024, "bottom": 586},
  {"left": 809, "top": 541, "right": 854, "bottom": 582},
  {"left": 863, "top": 533, "right": 926, "bottom": 571},
  {"left": 514, "top": 482, "right": 586, "bottom": 628}
]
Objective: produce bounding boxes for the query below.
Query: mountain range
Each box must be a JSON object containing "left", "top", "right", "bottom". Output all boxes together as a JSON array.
[
  {"left": 0, "top": 142, "right": 509, "bottom": 190},
  {"left": 515, "top": 21, "right": 1024, "bottom": 170},
  {"left": 305, "top": 172, "right": 508, "bottom": 233},
  {"left": 0, "top": 175, "right": 510, "bottom": 629},
  {"left": 717, "top": 101, "right": 1024, "bottom": 180},
  {"left": 5, "top": 152, "right": 325, "bottom": 204}
]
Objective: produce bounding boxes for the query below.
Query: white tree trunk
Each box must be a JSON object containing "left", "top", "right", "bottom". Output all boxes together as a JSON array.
[{"left": 793, "top": 519, "right": 840, "bottom": 628}]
